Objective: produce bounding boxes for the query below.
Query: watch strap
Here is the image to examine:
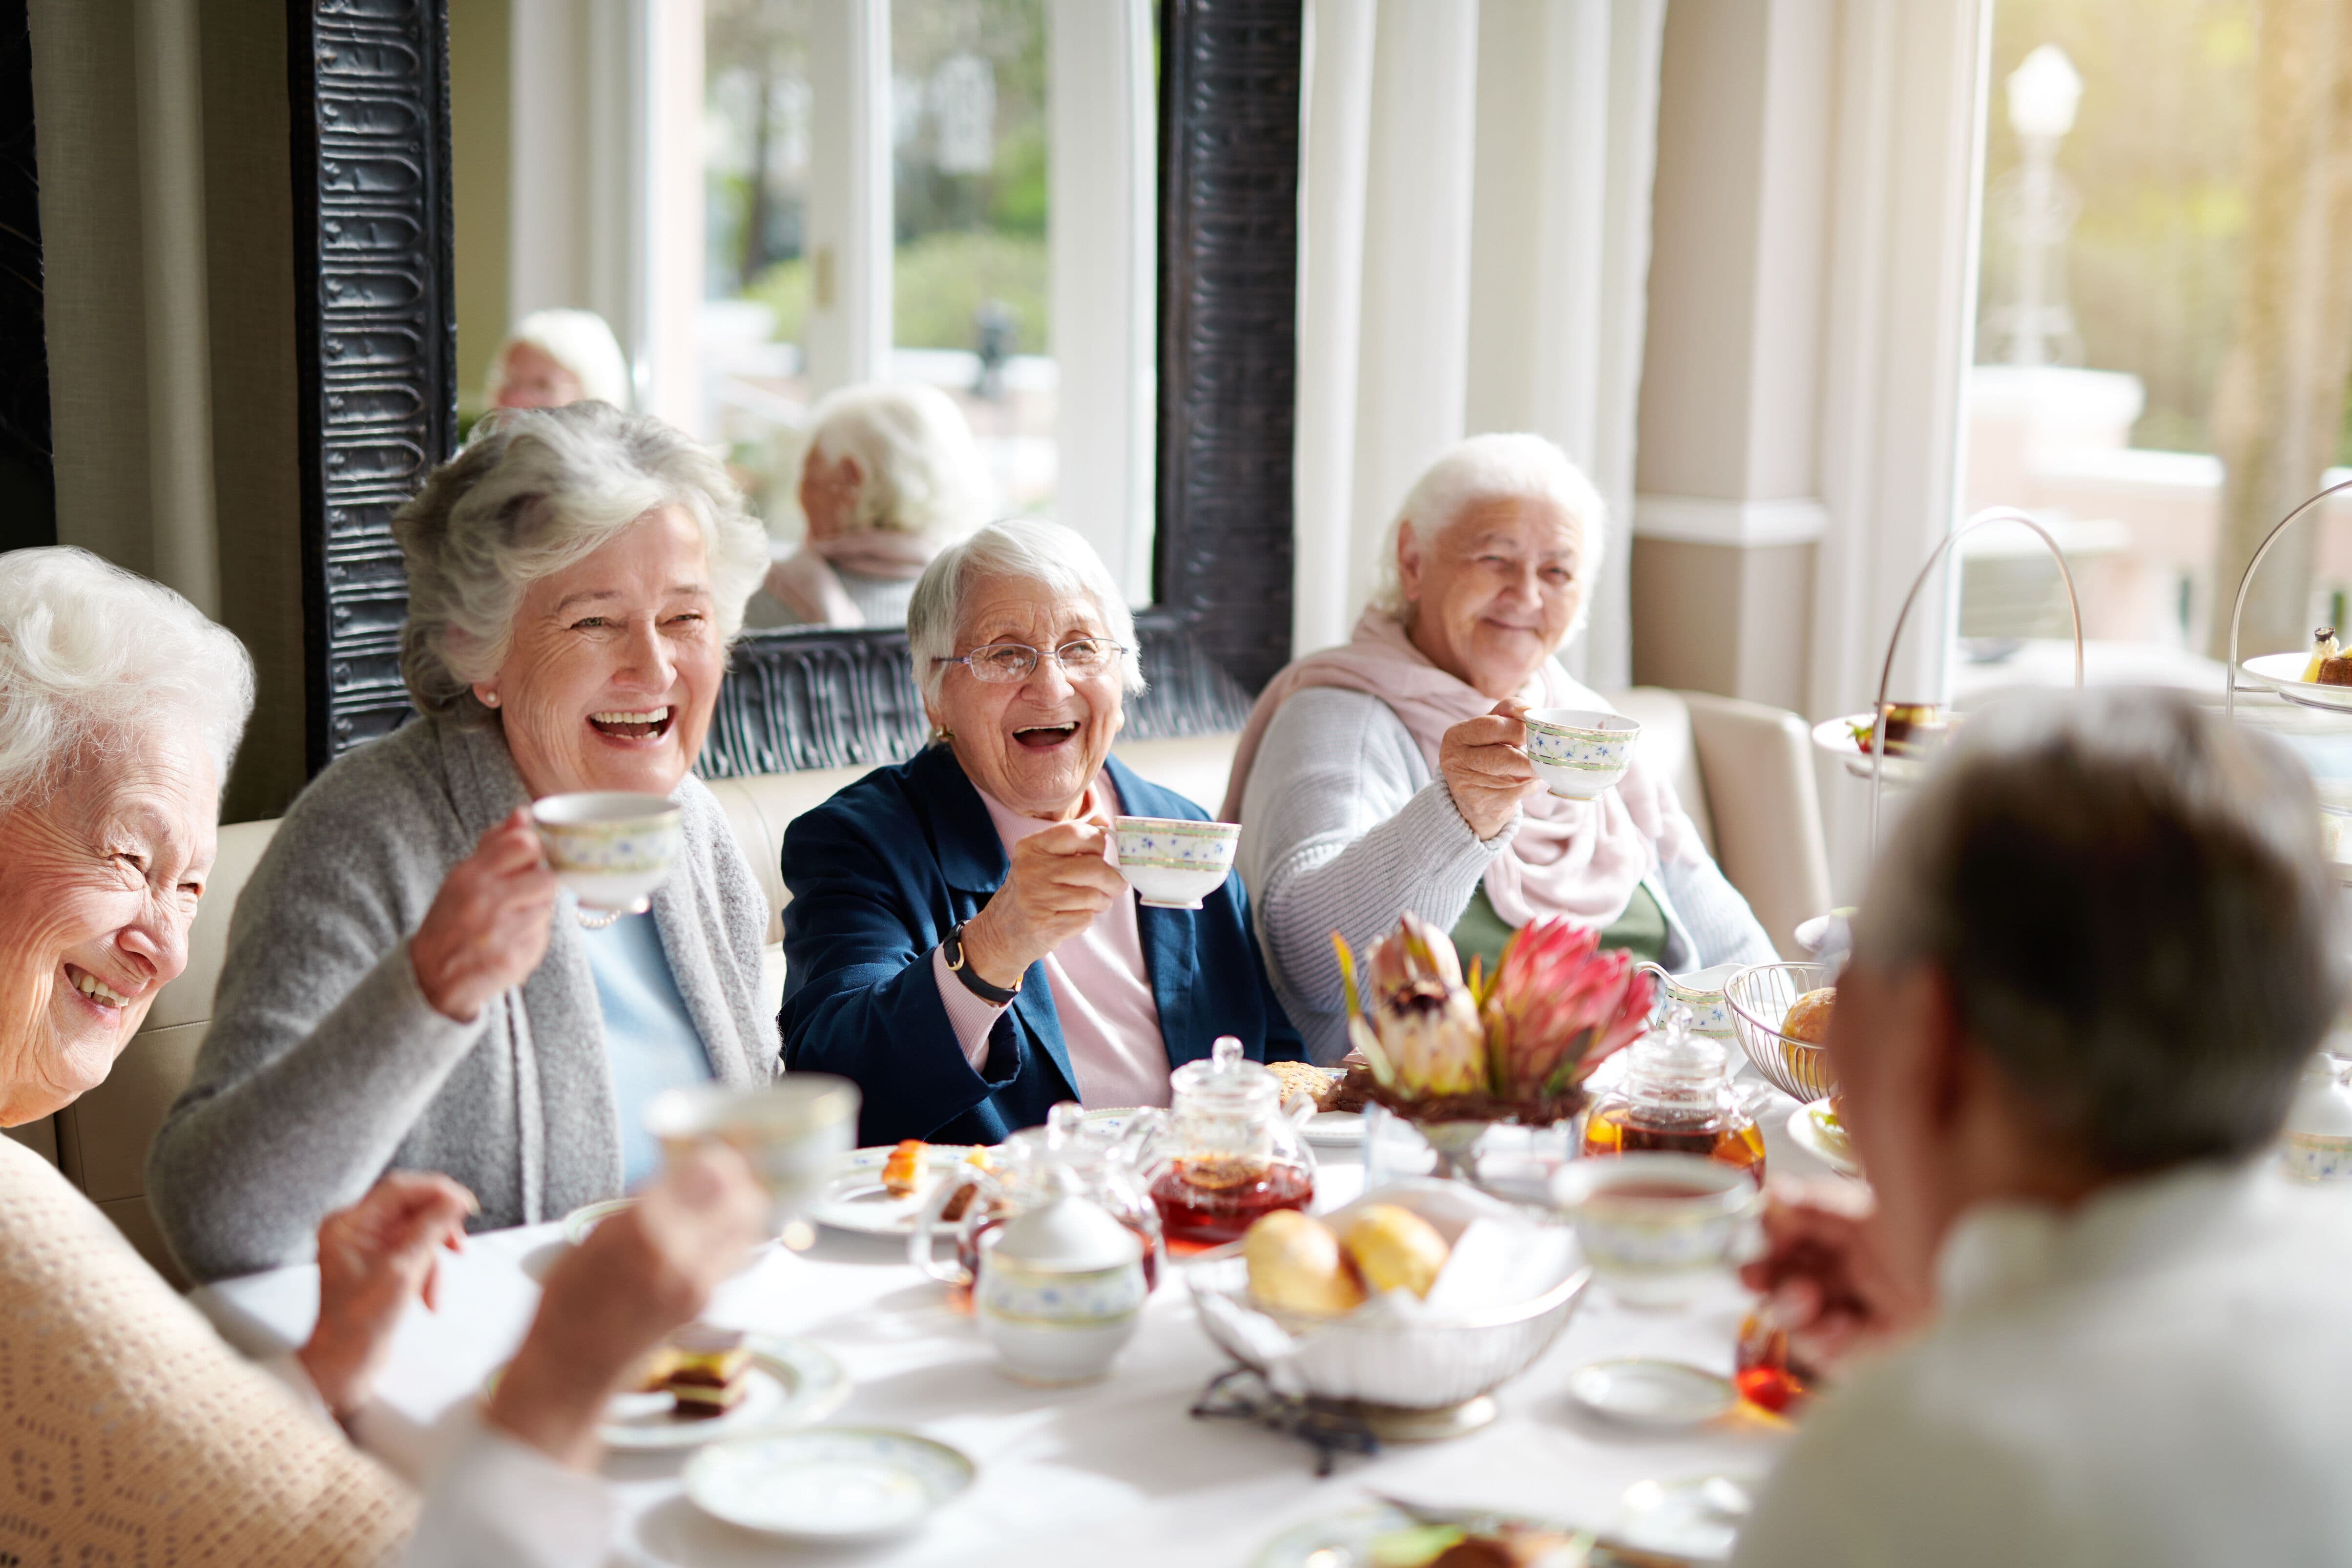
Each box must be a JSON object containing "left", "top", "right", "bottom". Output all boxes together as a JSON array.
[{"left": 943, "top": 921, "right": 1020, "bottom": 1005}]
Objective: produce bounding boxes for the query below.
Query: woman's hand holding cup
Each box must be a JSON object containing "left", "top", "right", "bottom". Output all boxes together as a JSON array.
[
  {"left": 410, "top": 807, "right": 559, "bottom": 1023},
  {"left": 957, "top": 814, "right": 1126, "bottom": 989},
  {"left": 1439, "top": 700, "right": 1546, "bottom": 841}
]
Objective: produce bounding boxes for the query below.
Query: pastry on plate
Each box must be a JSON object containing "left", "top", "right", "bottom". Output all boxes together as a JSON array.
[
  {"left": 663, "top": 1324, "right": 753, "bottom": 1420},
  {"left": 940, "top": 1147, "right": 994, "bottom": 1223},
  {"left": 881, "top": 1139, "right": 926, "bottom": 1199},
  {"left": 1267, "top": 1060, "right": 1339, "bottom": 1115}
]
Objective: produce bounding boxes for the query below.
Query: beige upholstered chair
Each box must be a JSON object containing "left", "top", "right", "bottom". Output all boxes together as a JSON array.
[{"left": 27, "top": 704, "right": 1828, "bottom": 1282}]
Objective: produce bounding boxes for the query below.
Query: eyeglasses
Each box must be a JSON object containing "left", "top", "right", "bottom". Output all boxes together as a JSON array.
[{"left": 939, "top": 637, "right": 1132, "bottom": 684}]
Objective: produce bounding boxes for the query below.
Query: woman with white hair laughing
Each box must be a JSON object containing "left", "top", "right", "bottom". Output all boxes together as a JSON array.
[
  {"left": 148, "top": 401, "right": 778, "bottom": 1282},
  {"left": 1226, "top": 433, "right": 1774, "bottom": 1063},
  {"left": 780, "top": 518, "right": 1302, "bottom": 1146}
]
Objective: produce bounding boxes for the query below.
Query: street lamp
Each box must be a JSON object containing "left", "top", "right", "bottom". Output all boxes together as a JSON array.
[{"left": 1991, "top": 43, "right": 2084, "bottom": 367}]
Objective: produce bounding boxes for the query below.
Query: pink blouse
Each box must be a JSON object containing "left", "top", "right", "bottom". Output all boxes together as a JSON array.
[{"left": 930, "top": 776, "right": 1174, "bottom": 1109}]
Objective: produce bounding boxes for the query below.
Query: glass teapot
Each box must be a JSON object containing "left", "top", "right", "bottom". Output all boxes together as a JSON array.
[
  {"left": 1581, "top": 1006, "right": 1770, "bottom": 1182},
  {"left": 1123, "top": 1036, "right": 1317, "bottom": 1247},
  {"left": 911, "top": 1102, "right": 1165, "bottom": 1289}
]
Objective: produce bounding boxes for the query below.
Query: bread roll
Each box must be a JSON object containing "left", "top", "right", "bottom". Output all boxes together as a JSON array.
[
  {"left": 1244, "top": 1210, "right": 1365, "bottom": 1316},
  {"left": 1782, "top": 986, "right": 1836, "bottom": 1045},
  {"left": 1341, "top": 1204, "right": 1451, "bottom": 1299}
]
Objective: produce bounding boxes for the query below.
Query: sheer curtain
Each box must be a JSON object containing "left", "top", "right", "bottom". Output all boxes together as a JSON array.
[{"left": 1291, "top": 0, "right": 1667, "bottom": 689}]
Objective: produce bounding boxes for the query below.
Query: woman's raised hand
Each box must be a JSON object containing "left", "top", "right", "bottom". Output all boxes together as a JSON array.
[
  {"left": 409, "top": 807, "right": 559, "bottom": 1022},
  {"left": 485, "top": 1145, "right": 770, "bottom": 1470},
  {"left": 298, "top": 1170, "right": 477, "bottom": 1418},
  {"left": 1438, "top": 700, "right": 1546, "bottom": 841},
  {"left": 958, "top": 814, "right": 1127, "bottom": 990},
  {"left": 1738, "top": 1179, "right": 1934, "bottom": 1377}
]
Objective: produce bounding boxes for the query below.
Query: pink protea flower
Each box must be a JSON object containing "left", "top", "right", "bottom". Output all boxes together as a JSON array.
[{"left": 1481, "top": 917, "right": 1655, "bottom": 1098}]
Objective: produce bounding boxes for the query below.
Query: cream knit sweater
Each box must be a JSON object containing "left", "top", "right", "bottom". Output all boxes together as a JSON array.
[{"left": 0, "top": 1138, "right": 415, "bottom": 1565}]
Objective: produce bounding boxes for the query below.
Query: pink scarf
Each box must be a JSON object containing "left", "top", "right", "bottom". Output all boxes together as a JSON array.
[
  {"left": 763, "top": 530, "right": 939, "bottom": 628},
  {"left": 1222, "top": 610, "right": 1701, "bottom": 927}
]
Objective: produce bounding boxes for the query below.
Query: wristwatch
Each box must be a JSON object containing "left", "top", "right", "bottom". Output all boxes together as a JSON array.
[{"left": 942, "top": 920, "right": 1020, "bottom": 1004}]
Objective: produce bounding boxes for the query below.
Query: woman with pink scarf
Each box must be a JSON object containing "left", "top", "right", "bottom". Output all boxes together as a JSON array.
[
  {"left": 1227, "top": 434, "right": 1774, "bottom": 1063},
  {"left": 755, "top": 383, "right": 989, "bottom": 629}
]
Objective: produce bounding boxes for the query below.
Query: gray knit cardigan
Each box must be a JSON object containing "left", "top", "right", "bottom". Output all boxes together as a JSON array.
[
  {"left": 147, "top": 716, "right": 776, "bottom": 1282},
  {"left": 1235, "top": 687, "right": 1778, "bottom": 1064}
]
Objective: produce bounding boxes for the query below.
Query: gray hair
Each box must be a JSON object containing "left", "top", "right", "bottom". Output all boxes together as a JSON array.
[
  {"left": 0, "top": 547, "right": 254, "bottom": 814},
  {"left": 906, "top": 518, "right": 1144, "bottom": 706},
  {"left": 394, "top": 402, "right": 769, "bottom": 722},
  {"left": 1371, "top": 433, "right": 1608, "bottom": 637},
  {"left": 488, "top": 308, "right": 632, "bottom": 409},
  {"left": 805, "top": 382, "right": 991, "bottom": 539},
  {"left": 1854, "top": 688, "right": 2342, "bottom": 1173}
]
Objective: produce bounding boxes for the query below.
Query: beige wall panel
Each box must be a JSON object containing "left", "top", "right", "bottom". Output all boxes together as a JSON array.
[
  {"left": 1631, "top": 536, "right": 1815, "bottom": 711},
  {"left": 451, "top": 0, "right": 513, "bottom": 410}
]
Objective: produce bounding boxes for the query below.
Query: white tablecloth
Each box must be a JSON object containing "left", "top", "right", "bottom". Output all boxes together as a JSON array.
[{"left": 193, "top": 1098, "right": 1834, "bottom": 1567}]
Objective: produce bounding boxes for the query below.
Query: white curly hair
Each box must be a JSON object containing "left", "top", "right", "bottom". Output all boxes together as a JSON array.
[
  {"left": 905, "top": 518, "right": 1145, "bottom": 707},
  {"left": 1372, "top": 433, "right": 1608, "bottom": 641},
  {"left": 803, "top": 381, "right": 992, "bottom": 540},
  {"left": 394, "top": 402, "right": 770, "bottom": 722},
  {"left": 0, "top": 547, "right": 254, "bottom": 814},
  {"left": 488, "top": 308, "right": 633, "bottom": 409}
]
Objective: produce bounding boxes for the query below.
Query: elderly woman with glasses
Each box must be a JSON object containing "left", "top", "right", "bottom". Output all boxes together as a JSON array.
[
  {"left": 780, "top": 519, "right": 1302, "bottom": 1145},
  {"left": 148, "top": 402, "right": 776, "bottom": 1283}
]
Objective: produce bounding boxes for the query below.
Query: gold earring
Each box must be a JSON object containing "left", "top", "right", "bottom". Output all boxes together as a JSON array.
[{"left": 930, "top": 724, "right": 953, "bottom": 743}]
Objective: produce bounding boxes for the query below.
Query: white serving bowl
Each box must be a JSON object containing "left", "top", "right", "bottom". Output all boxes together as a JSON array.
[
  {"left": 1112, "top": 815, "right": 1240, "bottom": 909},
  {"left": 1521, "top": 708, "right": 1640, "bottom": 799},
  {"left": 531, "top": 791, "right": 681, "bottom": 913},
  {"left": 1549, "top": 1152, "right": 1763, "bottom": 1308}
]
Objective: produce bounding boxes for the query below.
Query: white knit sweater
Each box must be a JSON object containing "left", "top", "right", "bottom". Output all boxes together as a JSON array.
[{"left": 1235, "top": 687, "right": 1777, "bottom": 1063}]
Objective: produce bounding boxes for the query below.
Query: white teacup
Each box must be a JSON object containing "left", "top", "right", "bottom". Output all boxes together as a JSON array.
[
  {"left": 1638, "top": 961, "right": 1743, "bottom": 1039},
  {"left": 1521, "top": 709, "right": 1641, "bottom": 799},
  {"left": 1549, "top": 1152, "right": 1763, "bottom": 1308},
  {"left": 645, "top": 1077, "right": 861, "bottom": 1231},
  {"left": 532, "top": 791, "right": 682, "bottom": 913},
  {"left": 1111, "top": 815, "right": 1240, "bottom": 910}
]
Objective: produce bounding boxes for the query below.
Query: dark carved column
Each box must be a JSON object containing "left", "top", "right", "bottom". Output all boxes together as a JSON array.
[
  {"left": 287, "top": 0, "right": 453, "bottom": 771},
  {"left": 0, "top": 0, "right": 52, "bottom": 551},
  {"left": 1155, "top": 0, "right": 1302, "bottom": 697}
]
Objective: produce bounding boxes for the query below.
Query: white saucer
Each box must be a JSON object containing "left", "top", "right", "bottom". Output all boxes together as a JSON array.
[
  {"left": 1787, "top": 1099, "right": 1860, "bottom": 1178},
  {"left": 1811, "top": 714, "right": 1931, "bottom": 784},
  {"left": 1567, "top": 1358, "right": 1738, "bottom": 1430},
  {"left": 686, "top": 1427, "right": 975, "bottom": 1542},
  {"left": 560, "top": 1196, "right": 635, "bottom": 1247},
  {"left": 485, "top": 1334, "right": 849, "bottom": 1452},
  {"left": 806, "top": 1144, "right": 982, "bottom": 1237},
  {"left": 1616, "top": 1472, "right": 1760, "bottom": 1564},
  {"left": 1302, "top": 1109, "right": 1366, "bottom": 1146}
]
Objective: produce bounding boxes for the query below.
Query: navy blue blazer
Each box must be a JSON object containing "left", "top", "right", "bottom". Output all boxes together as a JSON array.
[{"left": 778, "top": 743, "right": 1303, "bottom": 1146}]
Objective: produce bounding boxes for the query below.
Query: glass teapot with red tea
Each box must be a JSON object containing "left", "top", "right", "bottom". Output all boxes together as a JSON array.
[
  {"left": 912, "top": 1102, "right": 1164, "bottom": 1290},
  {"left": 1582, "top": 1005, "right": 1770, "bottom": 1181},
  {"left": 1124, "top": 1036, "right": 1317, "bottom": 1247}
]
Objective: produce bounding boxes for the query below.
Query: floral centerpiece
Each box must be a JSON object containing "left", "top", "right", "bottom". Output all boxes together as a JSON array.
[{"left": 1333, "top": 912, "right": 1655, "bottom": 1153}]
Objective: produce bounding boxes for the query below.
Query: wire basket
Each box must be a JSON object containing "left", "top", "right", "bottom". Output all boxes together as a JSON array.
[{"left": 1725, "top": 962, "right": 1837, "bottom": 1102}]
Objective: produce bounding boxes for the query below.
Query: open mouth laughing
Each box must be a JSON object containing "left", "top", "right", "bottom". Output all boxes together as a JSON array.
[
  {"left": 1012, "top": 722, "right": 1080, "bottom": 751},
  {"left": 63, "top": 963, "right": 134, "bottom": 1013},
  {"left": 590, "top": 706, "right": 674, "bottom": 742}
]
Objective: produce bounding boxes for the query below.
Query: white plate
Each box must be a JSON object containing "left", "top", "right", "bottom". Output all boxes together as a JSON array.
[
  {"left": 1787, "top": 1099, "right": 1860, "bottom": 1178},
  {"left": 1811, "top": 715, "right": 1931, "bottom": 785},
  {"left": 806, "top": 1144, "right": 982, "bottom": 1237},
  {"left": 561, "top": 1196, "right": 635, "bottom": 1247},
  {"left": 1617, "top": 1473, "right": 1760, "bottom": 1565},
  {"left": 2242, "top": 652, "right": 2352, "bottom": 711},
  {"left": 486, "top": 1334, "right": 849, "bottom": 1452},
  {"left": 686, "top": 1427, "right": 975, "bottom": 1542},
  {"left": 1568, "top": 1358, "right": 1738, "bottom": 1430},
  {"left": 1254, "top": 1505, "right": 1589, "bottom": 1568},
  {"left": 1302, "top": 1109, "right": 1366, "bottom": 1146}
]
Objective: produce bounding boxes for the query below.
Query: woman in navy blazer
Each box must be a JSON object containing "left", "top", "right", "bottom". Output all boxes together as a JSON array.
[{"left": 779, "top": 520, "right": 1302, "bottom": 1147}]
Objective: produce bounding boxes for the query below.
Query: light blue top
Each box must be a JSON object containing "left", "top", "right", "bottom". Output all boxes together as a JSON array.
[{"left": 580, "top": 911, "right": 713, "bottom": 1188}]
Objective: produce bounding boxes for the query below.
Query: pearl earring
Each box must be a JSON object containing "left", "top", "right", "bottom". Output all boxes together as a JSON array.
[{"left": 481, "top": 691, "right": 500, "bottom": 708}]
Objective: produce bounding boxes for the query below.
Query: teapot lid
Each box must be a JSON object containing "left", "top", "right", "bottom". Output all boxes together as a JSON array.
[
  {"left": 992, "top": 1189, "right": 1143, "bottom": 1272},
  {"left": 1624, "top": 1005, "right": 1733, "bottom": 1096},
  {"left": 1169, "top": 1035, "right": 1276, "bottom": 1105}
]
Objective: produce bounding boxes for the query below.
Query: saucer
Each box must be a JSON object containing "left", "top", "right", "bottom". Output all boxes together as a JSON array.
[
  {"left": 686, "top": 1427, "right": 975, "bottom": 1541},
  {"left": 485, "top": 1334, "right": 849, "bottom": 1452},
  {"left": 1568, "top": 1358, "right": 1738, "bottom": 1430},
  {"left": 806, "top": 1144, "right": 982, "bottom": 1237}
]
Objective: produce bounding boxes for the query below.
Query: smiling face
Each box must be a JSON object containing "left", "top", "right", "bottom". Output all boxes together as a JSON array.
[
  {"left": 492, "top": 341, "right": 585, "bottom": 410},
  {"left": 929, "top": 573, "right": 1125, "bottom": 820},
  {"left": 797, "top": 448, "right": 863, "bottom": 544},
  {"left": 0, "top": 726, "right": 216, "bottom": 1125},
  {"left": 1397, "top": 495, "right": 1585, "bottom": 700},
  {"left": 475, "top": 505, "right": 726, "bottom": 799}
]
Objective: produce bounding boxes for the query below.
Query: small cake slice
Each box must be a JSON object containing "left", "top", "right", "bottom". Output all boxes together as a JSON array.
[
  {"left": 663, "top": 1325, "right": 753, "bottom": 1421},
  {"left": 881, "top": 1139, "right": 927, "bottom": 1199}
]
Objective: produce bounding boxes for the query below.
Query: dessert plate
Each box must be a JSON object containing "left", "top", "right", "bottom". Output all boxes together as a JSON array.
[
  {"left": 2242, "top": 652, "right": 2352, "bottom": 712},
  {"left": 1255, "top": 1505, "right": 1591, "bottom": 1568},
  {"left": 485, "top": 1334, "right": 848, "bottom": 1452},
  {"left": 1302, "top": 1109, "right": 1366, "bottom": 1146},
  {"left": 1787, "top": 1099, "right": 1860, "bottom": 1178},
  {"left": 1568, "top": 1358, "right": 1739, "bottom": 1430},
  {"left": 1810, "top": 715, "right": 1931, "bottom": 784},
  {"left": 686, "top": 1428, "right": 975, "bottom": 1542},
  {"left": 806, "top": 1144, "right": 983, "bottom": 1237},
  {"left": 1616, "top": 1473, "right": 1761, "bottom": 1565}
]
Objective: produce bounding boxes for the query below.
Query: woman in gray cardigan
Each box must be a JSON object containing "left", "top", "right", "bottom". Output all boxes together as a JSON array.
[
  {"left": 1227, "top": 435, "right": 1776, "bottom": 1064},
  {"left": 149, "top": 403, "right": 777, "bottom": 1282}
]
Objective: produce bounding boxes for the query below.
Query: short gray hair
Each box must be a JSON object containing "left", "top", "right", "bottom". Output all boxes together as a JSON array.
[
  {"left": 805, "top": 382, "right": 991, "bottom": 539},
  {"left": 0, "top": 547, "right": 254, "bottom": 814},
  {"left": 1371, "top": 433, "right": 1608, "bottom": 632},
  {"left": 905, "top": 518, "right": 1144, "bottom": 705},
  {"left": 488, "top": 308, "right": 632, "bottom": 409},
  {"left": 395, "top": 402, "right": 770, "bottom": 722},
  {"left": 1854, "top": 688, "right": 2342, "bottom": 1173}
]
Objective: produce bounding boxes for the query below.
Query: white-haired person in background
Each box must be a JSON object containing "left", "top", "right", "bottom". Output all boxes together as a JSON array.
[
  {"left": 0, "top": 547, "right": 767, "bottom": 1566},
  {"left": 486, "top": 307, "right": 631, "bottom": 411},
  {"left": 755, "top": 381, "right": 992, "bottom": 629},
  {"left": 1734, "top": 690, "right": 2352, "bottom": 1566},
  {"left": 149, "top": 402, "right": 776, "bottom": 1283},
  {"left": 1225, "top": 433, "right": 1774, "bottom": 1062}
]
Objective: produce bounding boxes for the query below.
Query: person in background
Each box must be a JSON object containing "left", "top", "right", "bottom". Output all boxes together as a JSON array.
[
  {"left": 1227, "top": 433, "right": 1773, "bottom": 1063},
  {"left": 752, "top": 381, "right": 992, "bottom": 630},
  {"left": 0, "top": 545, "right": 769, "bottom": 1567},
  {"left": 780, "top": 518, "right": 1302, "bottom": 1146},
  {"left": 148, "top": 403, "right": 774, "bottom": 1282},
  {"left": 1733, "top": 688, "right": 2352, "bottom": 1567},
  {"left": 487, "top": 308, "right": 632, "bottom": 411}
]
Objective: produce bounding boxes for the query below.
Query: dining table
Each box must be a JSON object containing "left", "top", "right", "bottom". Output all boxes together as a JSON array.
[{"left": 192, "top": 1080, "right": 1842, "bottom": 1568}]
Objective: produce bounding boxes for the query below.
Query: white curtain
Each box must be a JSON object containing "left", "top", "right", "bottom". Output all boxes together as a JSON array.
[{"left": 1292, "top": 0, "right": 1667, "bottom": 689}]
